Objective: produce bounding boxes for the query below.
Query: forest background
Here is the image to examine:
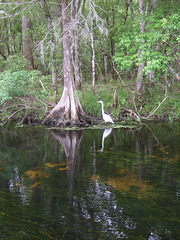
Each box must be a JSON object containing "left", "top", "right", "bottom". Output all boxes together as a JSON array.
[{"left": 0, "top": 0, "right": 179, "bottom": 126}]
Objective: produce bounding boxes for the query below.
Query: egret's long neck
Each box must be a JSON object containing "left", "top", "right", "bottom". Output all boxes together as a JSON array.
[{"left": 101, "top": 102, "right": 104, "bottom": 116}]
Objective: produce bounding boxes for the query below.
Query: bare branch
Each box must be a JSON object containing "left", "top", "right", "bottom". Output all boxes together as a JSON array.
[
  {"left": 1, "top": 107, "right": 25, "bottom": 126},
  {"left": 133, "top": 87, "right": 168, "bottom": 120},
  {"left": 0, "top": 0, "right": 36, "bottom": 19}
]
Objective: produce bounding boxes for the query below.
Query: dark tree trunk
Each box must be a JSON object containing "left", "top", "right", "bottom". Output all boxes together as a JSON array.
[
  {"left": 51, "top": 130, "right": 83, "bottom": 207},
  {"left": 22, "top": 15, "right": 34, "bottom": 70},
  {"left": 4, "top": 19, "right": 10, "bottom": 55},
  {"left": 0, "top": 48, "right": 7, "bottom": 60}
]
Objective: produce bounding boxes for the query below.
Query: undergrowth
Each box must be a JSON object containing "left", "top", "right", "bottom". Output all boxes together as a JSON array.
[
  {"left": 0, "top": 69, "right": 54, "bottom": 124},
  {"left": 79, "top": 80, "right": 180, "bottom": 121},
  {"left": 0, "top": 68, "right": 179, "bottom": 125}
]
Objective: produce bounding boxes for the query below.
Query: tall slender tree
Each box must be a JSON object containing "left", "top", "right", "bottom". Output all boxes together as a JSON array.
[
  {"left": 39, "top": 0, "right": 58, "bottom": 98},
  {"left": 89, "top": 0, "right": 96, "bottom": 88},
  {"left": 136, "top": 0, "right": 145, "bottom": 98},
  {"left": 71, "top": 0, "right": 82, "bottom": 88},
  {"left": 22, "top": 15, "right": 34, "bottom": 69}
]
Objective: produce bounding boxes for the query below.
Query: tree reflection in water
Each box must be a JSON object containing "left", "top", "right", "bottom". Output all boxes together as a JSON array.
[
  {"left": 51, "top": 129, "right": 138, "bottom": 239},
  {"left": 0, "top": 124, "right": 179, "bottom": 239}
]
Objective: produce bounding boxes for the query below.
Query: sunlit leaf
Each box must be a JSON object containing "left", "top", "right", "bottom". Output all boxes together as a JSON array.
[
  {"left": 59, "top": 167, "right": 68, "bottom": 171},
  {"left": 24, "top": 168, "right": 49, "bottom": 179},
  {"left": 25, "top": 168, "right": 41, "bottom": 179},
  {"left": 45, "top": 162, "right": 67, "bottom": 168},
  {"left": 106, "top": 172, "right": 154, "bottom": 196}
]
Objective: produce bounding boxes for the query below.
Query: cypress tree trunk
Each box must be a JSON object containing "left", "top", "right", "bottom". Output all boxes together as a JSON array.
[{"left": 43, "top": 0, "right": 84, "bottom": 126}]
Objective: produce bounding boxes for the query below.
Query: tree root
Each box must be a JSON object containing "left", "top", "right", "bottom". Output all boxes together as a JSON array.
[
  {"left": 43, "top": 112, "right": 98, "bottom": 127},
  {"left": 122, "top": 109, "right": 140, "bottom": 120}
]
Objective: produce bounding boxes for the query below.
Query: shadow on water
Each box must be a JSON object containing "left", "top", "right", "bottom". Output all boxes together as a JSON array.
[{"left": 0, "top": 123, "right": 179, "bottom": 239}]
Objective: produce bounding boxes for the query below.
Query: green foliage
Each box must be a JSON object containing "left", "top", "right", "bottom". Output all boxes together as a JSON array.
[
  {"left": 5, "top": 55, "right": 29, "bottom": 72},
  {"left": 80, "top": 79, "right": 180, "bottom": 122},
  {"left": 79, "top": 83, "right": 124, "bottom": 118},
  {"left": 0, "top": 0, "right": 179, "bottom": 123},
  {"left": 0, "top": 69, "right": 55, "bottom": 123},
  {"left": 114, "top": 4, "right": 180, "bottom": 81},
  {"left": 80, "top": 89, "right": 99, "bottom": 115},
  {"left": 0, "top": 70, "right": 50, "bottom": 104},
  {"left": 0, "top": 70, "right": 29, "bottom": 103}
]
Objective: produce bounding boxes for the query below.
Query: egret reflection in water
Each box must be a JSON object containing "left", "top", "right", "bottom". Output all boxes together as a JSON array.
[
  {"left": 100, "top": 128, "right": 112, "bottom": 152},
  {"left": 0, "top": 123, "right": 179, "bottom": 240}
]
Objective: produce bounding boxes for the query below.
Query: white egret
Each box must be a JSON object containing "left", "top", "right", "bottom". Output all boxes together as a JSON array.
[{"left": 98, "top": 100, "right": 114, "bottom": 124}]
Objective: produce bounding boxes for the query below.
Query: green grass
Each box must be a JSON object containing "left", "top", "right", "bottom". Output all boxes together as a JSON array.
[
  {"left": 0, "top": 72, "right": 179, "bottom": 124},
  {"left": 78, "top": 80, "right": 180, "bottom": 121}
]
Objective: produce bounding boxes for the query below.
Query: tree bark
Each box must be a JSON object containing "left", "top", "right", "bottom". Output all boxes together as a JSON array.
[
  {"left": 22, "top": 15, "right": 34, "bottom": 70},
  {"left": 43, "top": 0, "right": 84, "bottom": 126},
  {"left": 0, "top": 48, "right": 7, "bottom": 60},
  {"left": 110, "top": 5, "right": 115, "bottom": 79},
  {"left": 71, "top": 0, "right": 82, "bottom": 88},
  {"left": 40, "top": 0, "right": 58, "bottom": 98},
  {"left": 136, "top": 0, "right": 145, "bottom": 98},
  {"left": 91, "top": 30, "right": 95, "bottom": 88},
  {"left": 104, "top": 54, "right": 107, "bottom": 81},
  {"left": 4, "top": 19, "right": 10, "bottom": 55},
  {"left": 90, "top": 0, "right": 96, "bottom": 88}
]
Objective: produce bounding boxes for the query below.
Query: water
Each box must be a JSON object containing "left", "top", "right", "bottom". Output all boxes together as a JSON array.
[{"left": 0, "top": 122, "right": 179, "bottom": 240}]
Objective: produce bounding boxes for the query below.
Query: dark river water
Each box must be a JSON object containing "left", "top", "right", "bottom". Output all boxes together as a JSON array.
[{"left": 0, "top": 122, "right": 179, "bottom": 240}]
